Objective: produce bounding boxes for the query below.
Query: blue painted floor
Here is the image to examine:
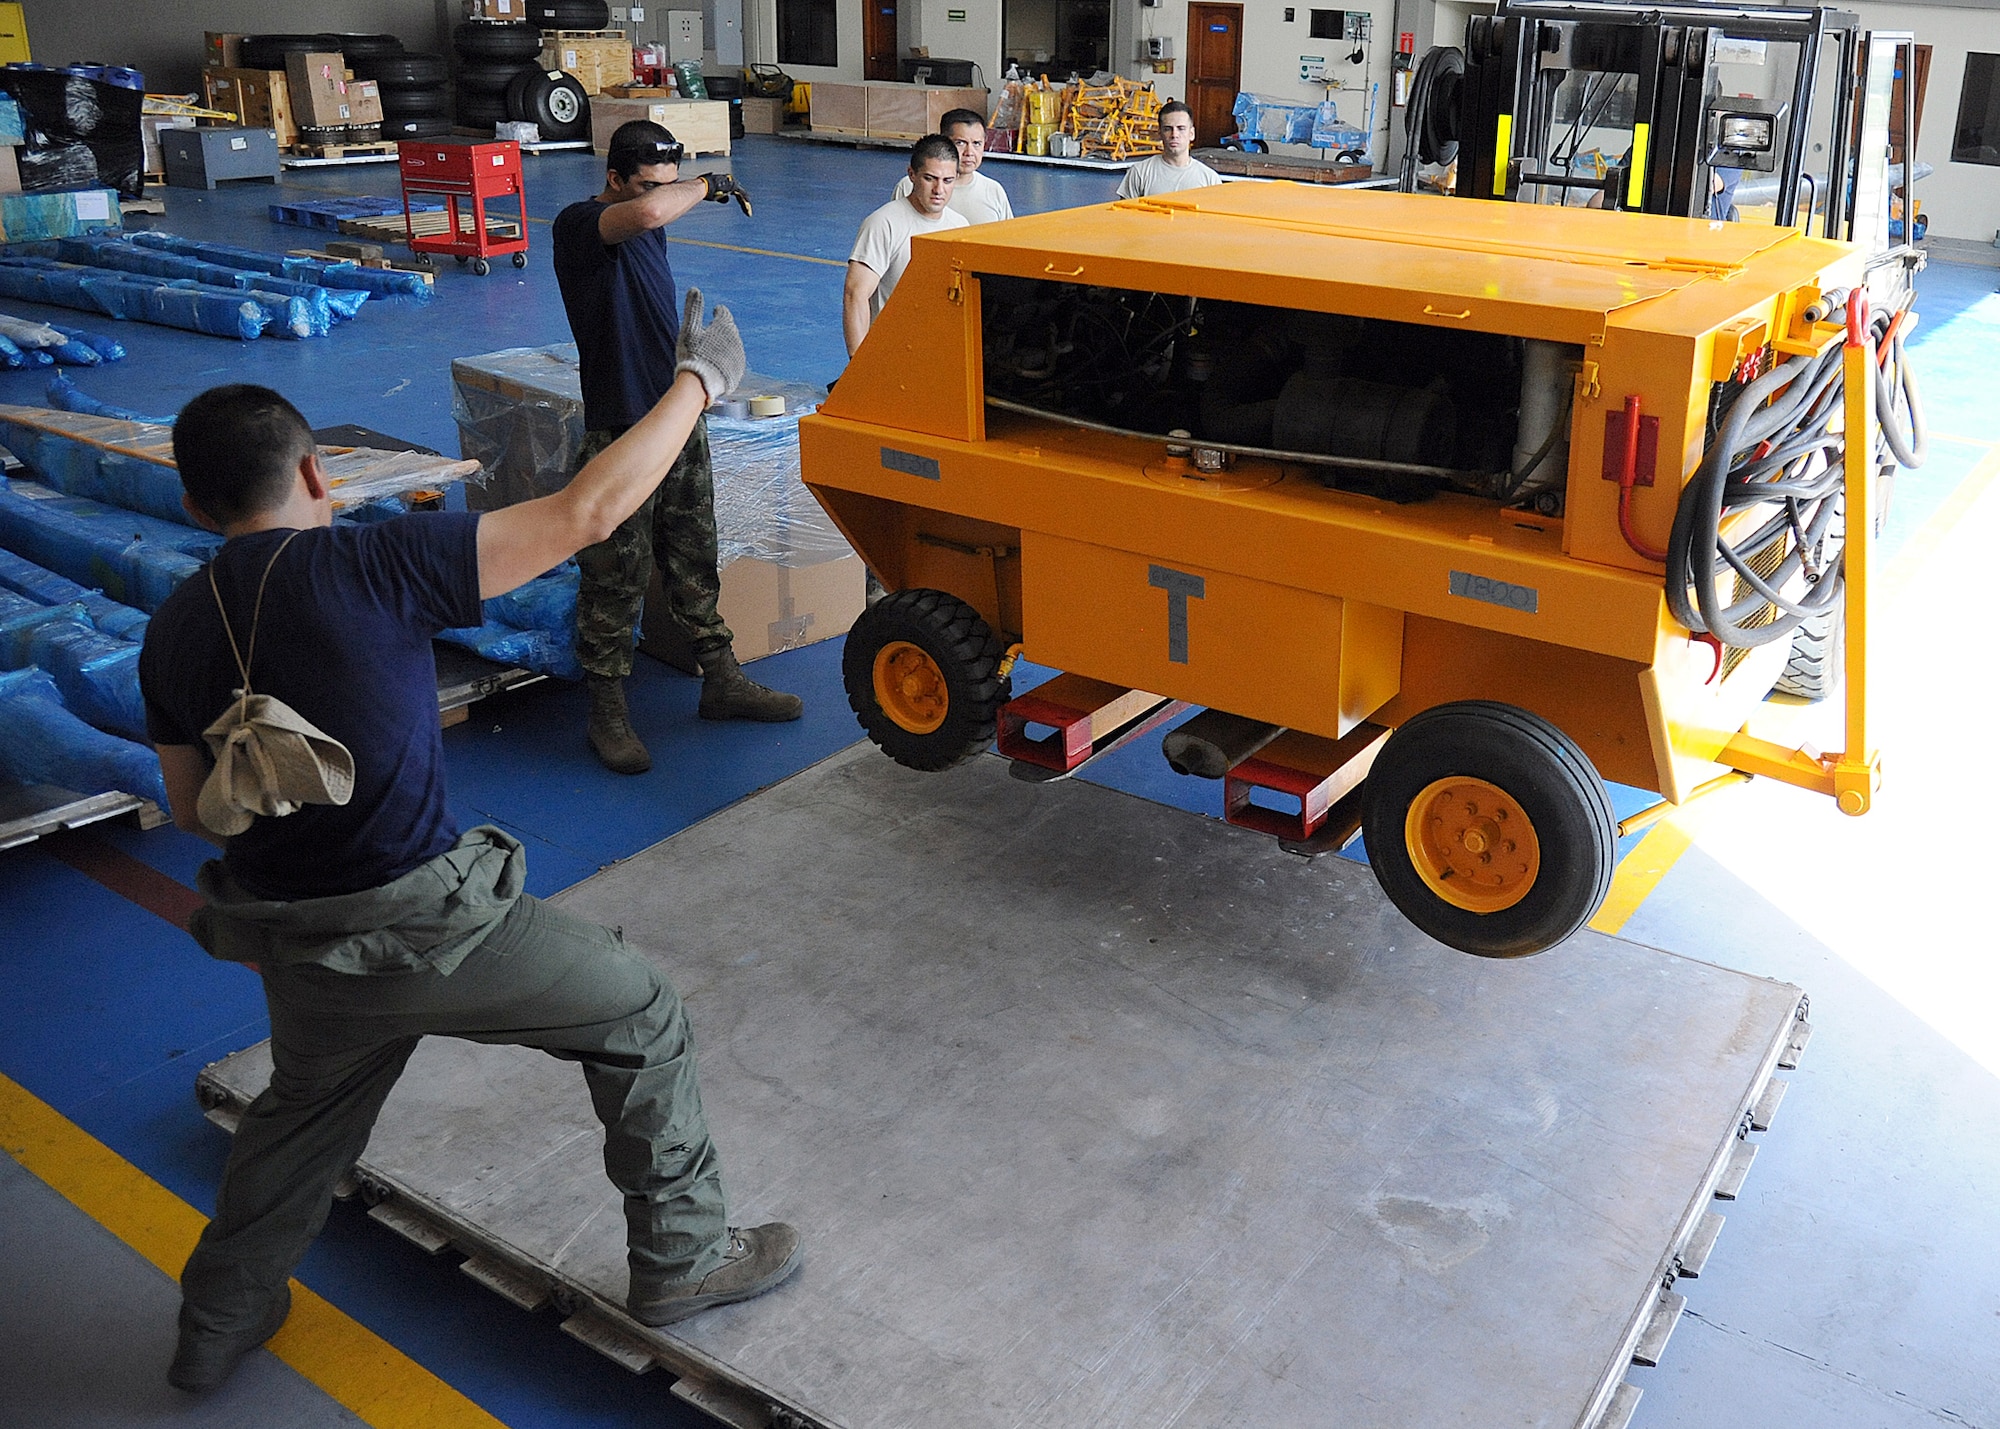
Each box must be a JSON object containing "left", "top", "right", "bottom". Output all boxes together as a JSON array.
[{"left": 3, "top": 141, "right": 1998, "bottom": 1428}]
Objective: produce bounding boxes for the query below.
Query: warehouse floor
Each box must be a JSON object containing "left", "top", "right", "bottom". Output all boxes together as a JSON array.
[{"left": 1, "top": 137, "right": 1995, "bottom": 1429}]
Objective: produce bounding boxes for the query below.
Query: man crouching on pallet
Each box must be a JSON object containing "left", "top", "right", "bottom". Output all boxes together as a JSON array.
[{"left": 139, "top": 318, "right": 800, "bottom": 1394}]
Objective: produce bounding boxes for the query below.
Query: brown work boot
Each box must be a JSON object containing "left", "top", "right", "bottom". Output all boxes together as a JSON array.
[
  {"left": 628, "top": 1223, "right": 802, "bottom": 1326},
  {"left": 697, "top": 650, "right": 803, "bottom": 722},
  {"left": 586, "top": 675, "right": 653, "bottom": 774}
]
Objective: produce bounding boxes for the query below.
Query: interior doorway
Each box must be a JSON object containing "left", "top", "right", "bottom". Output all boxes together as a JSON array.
[
  {"left": 1186, "top": 2, "right": 1243, "bottom": 146},
  {"left": 864, "top": 0, "right": 898, "bottom": 81},
  {"left": 1002, "top": 0, "right": 1111, "bottom": 81}
]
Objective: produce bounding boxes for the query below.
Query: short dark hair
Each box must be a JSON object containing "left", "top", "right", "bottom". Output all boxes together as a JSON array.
[
  {"left": 938, "top": 108, "right": 985, "bottom": 136},
  {"left": 173, "top": 385, "right": 315, "bottom": 525},
  {"left": 910, "top": 133, "right": 958, "bottom": 171},
  {"left": 1158, "top": 100, "right": 1193, "bottom": 126},
  {"left": 607, "top": 120, "right": 680, "bottom": 179}
]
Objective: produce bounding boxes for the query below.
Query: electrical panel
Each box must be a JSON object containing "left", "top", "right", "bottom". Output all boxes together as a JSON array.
[{"left": 666, "top": 9, "right": 703, "bottom": 63}]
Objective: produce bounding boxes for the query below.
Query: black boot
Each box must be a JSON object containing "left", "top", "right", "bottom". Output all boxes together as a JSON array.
[
  {"left": 697, "top": 649, "right": 803, "bottom": 722},
  {"left": 587, "top": 675, "right": 653, "bottom": 774}
]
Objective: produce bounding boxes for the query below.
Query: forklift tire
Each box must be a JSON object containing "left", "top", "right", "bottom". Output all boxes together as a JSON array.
[
  {"left": 1774, "top": 608, "right": 1841, "bottom": 701},
  {"left": 1361, "top": 700, "right": 1614, "bottom": 958},
  {"left": 843, "top": 589, "right": 1010, "bottom": 772}
]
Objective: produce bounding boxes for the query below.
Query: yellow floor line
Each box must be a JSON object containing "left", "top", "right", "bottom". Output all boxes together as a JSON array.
[
  {"left": 1884, "top": 441, "right": 2000, "bottom": 600},
  {"left": 0, "top": 1073, "right": 507, "bottom": 1429}
]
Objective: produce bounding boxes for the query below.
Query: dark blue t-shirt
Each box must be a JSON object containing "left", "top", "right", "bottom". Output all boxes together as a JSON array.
[
  {"left": 552, "top": 197, "right": 681, "bottom": 431},
  {"left": 140, "top": 513, "right": 484, "bottom": 901}
]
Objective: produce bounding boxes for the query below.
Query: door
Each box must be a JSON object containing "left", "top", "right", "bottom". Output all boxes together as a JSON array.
[
  {"left": 1186, "top": 2, "right": 1243, "bottom": 147},
  {"left": 865, "top": 0, "right": 899, "bottom": 82}
]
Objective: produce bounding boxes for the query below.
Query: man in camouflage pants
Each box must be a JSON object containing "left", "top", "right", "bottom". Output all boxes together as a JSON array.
[{"left": 553, "top": 121, "right": 799, "bottom": 773}]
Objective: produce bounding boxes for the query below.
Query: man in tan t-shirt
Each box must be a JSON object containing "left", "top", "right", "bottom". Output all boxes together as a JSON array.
[{"left": 843, "top": 133, "right": 969, "bottom": 356}]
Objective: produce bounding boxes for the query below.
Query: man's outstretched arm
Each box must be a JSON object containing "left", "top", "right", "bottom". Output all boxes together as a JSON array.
[{"left": 476, "top": 291, "right": 745, "bottom": 598}]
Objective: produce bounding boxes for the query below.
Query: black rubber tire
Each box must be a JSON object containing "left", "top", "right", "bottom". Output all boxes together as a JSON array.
[
  {"left": 1361, "top": 700, "right": 1615, "bottom": 958},
  {"left": 361, "top": 53, "right": 449, "bottom": 88},
  {"left": 240, "top": 34, "right": 343, "bottom": 70},
  {"left": 842, "top": 589, "right": 1010, "bottom": 772},
  {"left": 453, "top": 23, "right": 545, "bottom": 62},
  {"left": 1774, "top": 608, "right": 1842, "bottom": 701},
  {"left": 378, "top": 85, "right": 450, "bottom": 120},
  {"left": 328, "top": 33, "right": 405, "bottom": 61},
  {"left": 459, "top": 60, "right": 536, "bottom": 94},
  {"left": 509, "top": 69, "right": 590, "bottom": 139},
  {"left": 456, "top": 90, "right": 512, "bottom": 127},
  {"left": 473, "top": 258, "right": 491, "bottom": 276},
  {"left": 383, "top": 115, "right": 453, "bottom": 139},
  {"left": 512, "top": 251, "right": 527, "bottom": 268},
  {"left": 527, "top": 0, "right": 612, "bottom": 29}
]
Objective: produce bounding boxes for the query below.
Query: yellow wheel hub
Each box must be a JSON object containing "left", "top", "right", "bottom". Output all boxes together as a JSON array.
[
  {"left": 873, "top": 641, "right": 949, "bottom": 734},
  {"left": 1405, "top": 776, "right": 1541, "bottom": 914}
]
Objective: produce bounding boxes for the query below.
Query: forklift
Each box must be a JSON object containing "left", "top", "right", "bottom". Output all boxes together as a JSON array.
[{"left": 1398, "top": 2, "right": 1922, "bottom": 293}]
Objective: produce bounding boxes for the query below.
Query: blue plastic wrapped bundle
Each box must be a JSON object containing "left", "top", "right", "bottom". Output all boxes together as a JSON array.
[
  {"left": 0, "top": 329, "right": 35, "bottom": 367},
  {"left": 439, "top": 564, "right": 584, "bottom": 679},
  {"left": 0, "top": 667, "right": 168, "bottom": 808},
  {"left": 0, "top": 594, "right": 147, "bottom": 741},
  {"left": 0, "top": 95, "right": 23, "bottom": 146},
  {"left": 125, "top": 231, "right": 434, "bottom": 305},
  {"left": 43, "top": 373, "right": 171, "bottom": 425},
  {"left": 0, "top": 480, "right": 205, "bottom": 610},
  {"left": 0, "top": 546, "right": 151, "bottom": 640},
  {"left": 49, "top": 323, "right": 125, "bottom": 361},
  {"left": 19, "top": 481, "right": 219, "bottom": 556},
  {"left": 1309, "top": 100, "right": 1368, "bottom": 154},
  {"left": 0, "top": 258, "right": 272, "bottom": 340},
  {"left": 0, "top": 413, "right": 191, "bottom": 527},
  {"left": 52, "top": 240, "right": 357, "bottom": 325}
]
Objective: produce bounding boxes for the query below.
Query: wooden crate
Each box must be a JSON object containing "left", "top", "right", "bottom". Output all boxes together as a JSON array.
[
  {"left": 740, "top": 96, "right": 784, "bottom": 134},
  {"left": 202, "top": 67, "right": 298, "bottom": 149},
  {"left": 808, "top": 81, "right": 869, "bottom": 135},
  {"left": 538, "top": 29, "right": 632, "bottom": 96},
  {"left": 588, "top": 96, "right": 729, "bottom": 156},
  {"left": 810, "top": 81, "right": 988, "bottom": 141}
]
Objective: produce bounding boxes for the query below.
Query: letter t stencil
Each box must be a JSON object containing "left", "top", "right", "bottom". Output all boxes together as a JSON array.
[{"left": 1148, "top": 564, "right": 1206, "bottom": 663}]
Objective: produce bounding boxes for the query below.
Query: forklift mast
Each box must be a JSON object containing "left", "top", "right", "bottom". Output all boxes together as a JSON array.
[{"left": 1437, "top": 1, "right": 1916, "bottom": 269}]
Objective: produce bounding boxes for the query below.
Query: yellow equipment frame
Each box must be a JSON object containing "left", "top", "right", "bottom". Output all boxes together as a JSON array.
[{"left": 800, "top": 183, "right": 1880, "bottom": 819}]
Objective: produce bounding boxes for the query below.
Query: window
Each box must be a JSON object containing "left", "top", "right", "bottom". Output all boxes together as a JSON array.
[
  {"left": 1952, "top": 52, "right": 2000, "bottom": 165},
  {"left": 778, "top": 0, "right": 837, "bottom": 69}
]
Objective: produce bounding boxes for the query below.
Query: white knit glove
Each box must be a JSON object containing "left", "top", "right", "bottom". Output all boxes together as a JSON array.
[{"left": 675, "top": 288, "right": 746, "bottom": 402}]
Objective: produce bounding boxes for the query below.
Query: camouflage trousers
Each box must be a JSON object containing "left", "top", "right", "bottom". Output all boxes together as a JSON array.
[{"left": 573, "top": 417, "right": 733, "bottom": 680}]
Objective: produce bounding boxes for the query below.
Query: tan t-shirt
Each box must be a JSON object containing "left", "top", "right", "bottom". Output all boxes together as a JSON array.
[
  {"left": 849, "top": 197, "right": 971, "bottom": 318},
  {"left": 892, "top": 168, "right": 1015, "bottom": 225},
  {"left": 1116, "top": 155, "right": 1225, "bottom": 200}
]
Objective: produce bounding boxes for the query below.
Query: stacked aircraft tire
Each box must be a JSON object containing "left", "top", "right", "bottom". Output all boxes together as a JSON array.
[
  {"left": 358, "top": 50, "right": 452, "bottom": 141},
  {"left": 454, "top": 22, "right": 544, "bottom": 131},
  {"left": 526, "top": 0, "right": 612, "bottom": 27}
]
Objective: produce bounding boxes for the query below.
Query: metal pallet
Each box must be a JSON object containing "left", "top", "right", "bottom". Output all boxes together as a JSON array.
[{"left": 196, "top": 745, "right": 1806, "bottom": 1429}]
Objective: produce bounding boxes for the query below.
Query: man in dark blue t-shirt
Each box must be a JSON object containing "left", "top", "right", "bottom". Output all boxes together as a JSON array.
[
  {"left": 141, "top": 346, "right": 801, "bottom": 1395},
  {"left": 551, "top": 119, "right": 799, "bottom": 776}
]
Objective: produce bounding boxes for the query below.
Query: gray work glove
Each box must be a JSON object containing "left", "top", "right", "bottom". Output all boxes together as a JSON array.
[{"left": 676, "top": 288, "right": 746, "bottom": 402}]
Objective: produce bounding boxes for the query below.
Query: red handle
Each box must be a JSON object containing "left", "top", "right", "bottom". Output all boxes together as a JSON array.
[{"left": 1845, "top": 288, "right": 1871, "bottom": 348}]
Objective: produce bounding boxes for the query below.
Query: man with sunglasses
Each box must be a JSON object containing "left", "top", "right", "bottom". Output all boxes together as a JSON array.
[{"left": 552, "top": 120, "right": 799, "bottom": 778}]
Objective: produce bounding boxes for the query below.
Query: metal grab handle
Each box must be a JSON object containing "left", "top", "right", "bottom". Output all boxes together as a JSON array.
[
  {"left": 1423, "top": 304, "right": 1472, "bottom": 320},
  {"left": 1043, "top": 262, "right": 1086, "bottom": 277}
]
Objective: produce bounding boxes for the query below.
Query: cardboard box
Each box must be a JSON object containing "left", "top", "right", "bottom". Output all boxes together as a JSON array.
[
  {"left": 641, "top": 544, "right": 864, "bottom": 671},
  {"left": 205, "top": 32, "right": 244, "bottom": 69},
  {"left": 286, "top": 52, "right": 381, "bottom": 128},
  {"left": 740, "top": 96, "right": 783, "bottom": 133},
  {"left": 589, "top": 96, "right": 729, "bottom": 155},
  {"left": 141, "top": 114, "right": 197, "bottom": 177},
  {"left": 203, "top": 68, "right": 298, "bottom": 148},
  {"left": 464, "top": 0, "right": 522, "bottom": 17},
  {"left": 0, "top": 146, "right": 19, "bottom": 196}
]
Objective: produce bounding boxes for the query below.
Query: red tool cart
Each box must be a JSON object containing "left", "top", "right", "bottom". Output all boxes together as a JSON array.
[{"left": 396, "top": 138, "right": 529, "bottom": 277}]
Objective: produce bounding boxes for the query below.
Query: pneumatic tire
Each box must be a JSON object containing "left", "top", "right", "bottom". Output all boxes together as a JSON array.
[
  {"left": 1774, "top": 608, "right": 1841, "bottom": 701},
  {"left": 1361, "top": 700, "right": 1615, "bottom": 958},
  {"left": 843, "top": 589, "right": 1010, "bottom": 771}
]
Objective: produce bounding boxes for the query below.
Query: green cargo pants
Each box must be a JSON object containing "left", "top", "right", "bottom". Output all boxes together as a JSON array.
[
  {"left": 573, "top": 417, "right": 734, "bottom": 680},
  {"left": 177, "top": 829, "right": 729, "bottom": 1342}
]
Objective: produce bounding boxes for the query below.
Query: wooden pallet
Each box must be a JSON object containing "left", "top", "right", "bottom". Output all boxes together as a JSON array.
[
  {"left": 289, "top": 140, "right": 398, "bottom": 160},
  {"left": 337, "top": 210, "right": 523, "bottom": 244},
  {"left": 287, "top": 247, "right": 437, "bottom": 283}
]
